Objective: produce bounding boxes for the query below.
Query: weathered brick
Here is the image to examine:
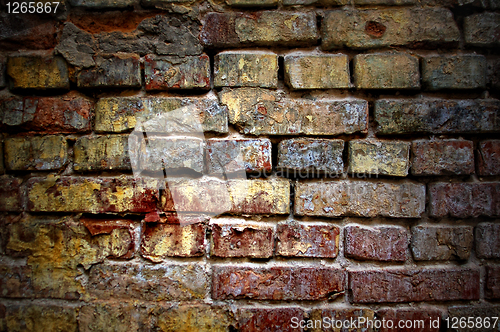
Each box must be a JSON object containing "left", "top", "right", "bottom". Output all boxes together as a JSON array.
[
  {"left": 94, "top": 96, "right": 228, "bottom": 133},
  {"left": 353, "top": 53, "right": 420, "bottom": 89},
  {"left": 477, "top": 140, "right": 500, "bottom": 176},
  {"left": 421, "top": 54, "right": 487, "bottom": 90},
  {"left": 5, "top": 305, "right": 77, "bottom": 332},
  {"left": 141, "top": 223, "right": 205, "bottom": 261},
  {"left": 349, "top": 268, "right": 480, "bottom": 303},
  {"left": 348, "top": 140, "right": 410, "bottom": 176},
  {"left": 429, "top": 182, "right": 500, "bottom": 218},
  {"left": 154, "top": 305, "right": 236, "bottom": 332},
  {"left": 214, "top": 51, "right": 278, "bottom": 88},
  {"left": 227, "top": 0, "right": 278, "bottom": 6},
  {"left": 88, "top": 262, "right": 207, "bottom": 301},
  {"left": 7, "top": 55, "right": 69, "bottom": 90},
  {"left": 0, "top": 176, "right": 22, "bottom": 212},
  {"left": 475, "top": 222, "right": 500, "bottom": 259},
  {"left": 77, "top": 55, "right": 141, "bottom": 88},
  {"left": 0, "top": 94, "right": 93, "bottom": 133},
  {"left": 6, "top": 216, "right": 134, "bottom": 299},
  {"left": 0, "top": 57, "right": 6, "bottom": 88},
  {"left": 284, "top": 53, "right": 350, "bottom": 89},
  {"left": 376, "top": 308, "right": 442, "bottom": 332},
  {"left": 212, "top": 265, "right": 345, "bottom": 300},
  {"left": 144, "top": 54, "right": 210, "bottom": 90},
  {"left": 220, "top": 88, "right": 368, "bottom": 135},
  {"left": 322, "top": 8, "right": 459, "bottom": 50},
  {"left": 200, "top": 12, "right": 318, "bottom": 47},
  {"left": 162, "top": 178, "right": 290, "bottom": 215},
  {"left": 488, "top": 57, "right": 500, "bottom": 90},
  {"left": 354, "top": 0, "right": 415, "bottom": 4},
  {"left": 74, "top": 135, "right": 130, "bottom": 171},
  {"left": 295, "top": 181, "right": 425, "bottom": 218},
  {"left": 211, "top": 221, "right": 274, "bottom": 258},
  {"left": 345, "top": 225, "right": 409, "bottom": 262},
  {"left": 375, "top": 99, "right": 500, "bottom": 135},
  {"left": 309, "top": 308, "right": 375, "bottom": 332},
  {"left": 448, "top": 305, "right": 500, "bottom": 332},
  {"left": 27, "top": 177, "right": 159, "bottom": 213},
  {"left": 79, "top": 303, "right": 149, "bottom": 332},
  {"left": 69, "top": 0, "right": 137, "bottom": 8},
  {"left": 464, "top": 13, "right": 500, "bottom": 47},
  {"left": 206, "top": 138, "right": 272, "bottom": 175},
  {"left": 411, "top": 225, "right": 473, "bottom": 261},
  {"left": 5, "top": 135, "right": 68, "bottom": 171},
  {"left": 486, "top": 265, "right": 500, "bottom": 299},
  {"left": 137, "top": 136, "right": 204, "bottom": 174},
  {"left": 277, "top": 222, "right": 339, "bottom": 258},
  {"left": 0, "top": 262, "right": 33, "bottom": 298},
  {"left": 277, "top": 138, "right": 344, "bottom": 175},
  {"left": 238, "top": 308, "right": 305, "bottom": 332},
  {"left": 0, "top": 140, "right": 4, "bottom": 174},
  {"left": 411, "top": 139, "right": 474, "bottom": 176}
]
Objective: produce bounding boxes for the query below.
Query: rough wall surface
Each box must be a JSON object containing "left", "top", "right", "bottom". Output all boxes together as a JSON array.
[{"left": 0, "top": 0, "right": 499, "bottom": 330}]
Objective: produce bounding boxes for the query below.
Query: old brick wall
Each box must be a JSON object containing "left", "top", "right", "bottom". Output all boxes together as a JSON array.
[{"left": 0, "top": 0, "right": 499, "bottom": 330}]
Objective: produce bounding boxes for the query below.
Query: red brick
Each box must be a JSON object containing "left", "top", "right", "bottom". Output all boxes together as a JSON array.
[
  {"left": 211, "top": 222, "right": 274, "bottom": 258},
  {"left": 411, "top": 225, "right": 473, "bottom": 261},
  {"left": 206, "top": 138, "right": 272, "bottom": 175},
  {"left": 237, "top": 308, "right": 305, "bottom": 332},
  {"left": 349, "top": 268, "right": 480, "bottom": 303},
  {"left": 276, "top": 222, "right": 339, "bottom": 258},
  {"left": 477, "top": 140, "right": 500, "bottom": 176},
  {"left": 144, "top": 54, "right": 210, "bottom": 90},
  {"left": 0, "top": 93, "right": 93, "bottom": 134},
  {"left": 309, "top": 308, "right": 375, "bottom": 332},
  {"left": 26, "top": 177, "right": 159, "bottom": 213},
  {"left": 0, "top": 263, "right": 33, "bottom": 298},
  {"left": 376, "top": 308, "right": 442, "bottom": 332},
  {"left": 411, "top": 139, "right": 474, "bottom": 176},
  {"left": 141, "top": 223, "right": 205, "bottom": 261},
  {"left": 345, "top": 225, "right": 409, "bottom": 262},
  {"left": 89, "top": 262, "right": 208, "bottom": 301},
  {"left": 213, "top": 265, "right": 345, "bottom": 300},
  {"left": 0, "top": 176, "right": 22, "bottom": 212},
  {"left": 486, "top": 265, "right": 500, "bottom": 299},
  {"left": 295, "top": 181, "right": 425, "bottom": 218},
  {"left": 475, "top": 222, "right": 500, "bottom": 259},
  {"left": 200, "top": 12, "right": 318, "bottom": 48},
  {"left": 429, "top": 182, "right": 500, "bottom": 218}
]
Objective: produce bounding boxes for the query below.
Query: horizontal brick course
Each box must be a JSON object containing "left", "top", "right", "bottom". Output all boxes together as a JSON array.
[
  {"left": 322, "top": 8, "right": 459, "bottom": 49},
  {"left": 411, "top": 139, "right": 475, "bottom": 176},
  {"left": 7, "top": 55, "right": 69, "bottom": 90},
  {"left": 212, "top": 265, "right": 345, "bottom": 300},
  {"left": 411, "top": 225, "right": 473, "bottom": 261},
  {"left": 220, "top": 88, "right": 368, "bottom": 135},
  {"left": 375, "top": 99, "right": 500, "bottom": 135},
  {"left": 345, "top": 225, "right": 409, "bottom": 262},
  {"left": 295, "top": 181, "right": 425, "bottom": 218},
  {"left": 276, "top": 222, "right": 339, "bottom": 258},
  {"left": 349, "top": 268, "right": 480, "bottom": 303},
  {"left": 429, "top": 182, "right": 500, "bottom": 218},
  {"left": 77, "top": 54, "right": 141, "bottom": 88},
  {"left": 74, "top": 135, "right": 130, "bottom": 171}
]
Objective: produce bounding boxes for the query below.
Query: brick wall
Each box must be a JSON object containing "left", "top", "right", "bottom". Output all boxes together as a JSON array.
[{"left": 0, "top": 0, "right": 499, "bottom": 330}]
